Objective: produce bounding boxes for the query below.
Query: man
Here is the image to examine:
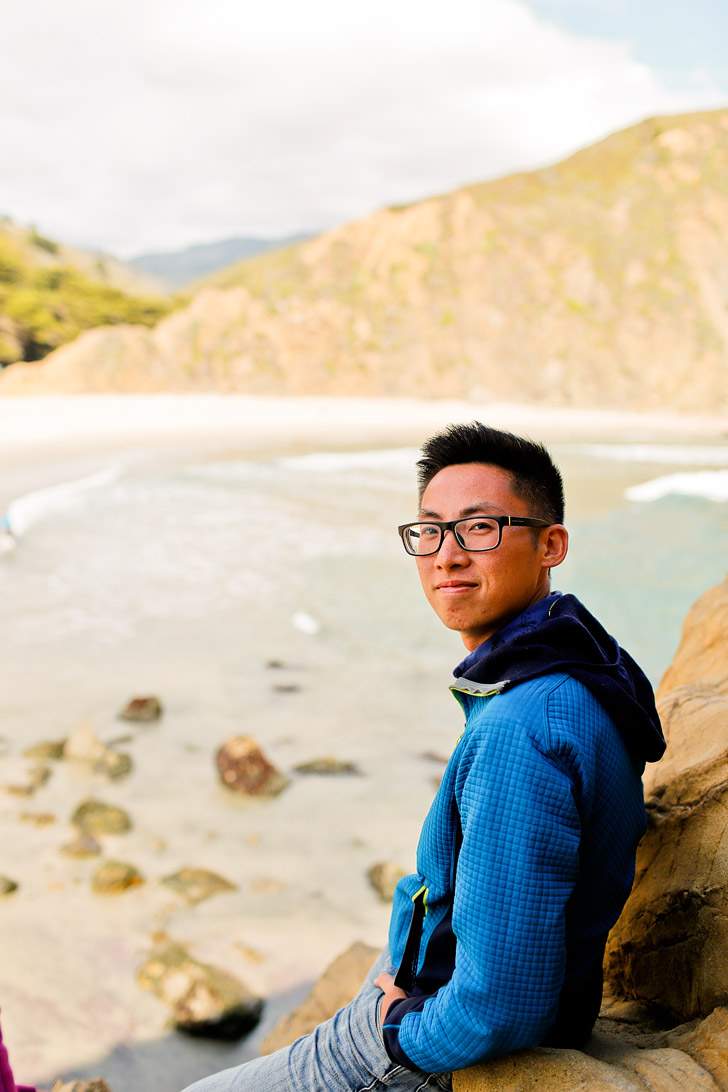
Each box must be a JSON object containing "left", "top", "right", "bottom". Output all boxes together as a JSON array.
[{"left": 182, "top": 423, "right": 664, "bottom": 1092}]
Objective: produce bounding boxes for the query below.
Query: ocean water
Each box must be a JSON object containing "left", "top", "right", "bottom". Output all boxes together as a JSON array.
[{"left": 0, "top": 434, "right": 726, "bottom": 1090}]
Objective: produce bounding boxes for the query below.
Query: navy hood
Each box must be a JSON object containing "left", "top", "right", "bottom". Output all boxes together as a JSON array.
[{"left": 453, "top": 592, "right": 666, "bottom": 762}]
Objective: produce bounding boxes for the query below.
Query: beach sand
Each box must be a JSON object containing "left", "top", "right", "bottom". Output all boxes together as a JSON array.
[{"left": 1, "top": 394, "right": 726, "bottom": 1092}]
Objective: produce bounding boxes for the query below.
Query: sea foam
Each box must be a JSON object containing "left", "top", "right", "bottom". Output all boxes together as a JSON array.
[{"left": 625, "top": 469, "right": 728, "bottom": 503}]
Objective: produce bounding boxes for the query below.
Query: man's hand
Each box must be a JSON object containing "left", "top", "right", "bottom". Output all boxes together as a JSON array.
[{"left": 374, "top": 972, "right": 408, "bottom": 1022}]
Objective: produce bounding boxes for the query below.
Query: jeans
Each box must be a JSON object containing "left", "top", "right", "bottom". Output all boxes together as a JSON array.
[{"left": 180, "top": 947, "right": 452, "bottom": 1092}]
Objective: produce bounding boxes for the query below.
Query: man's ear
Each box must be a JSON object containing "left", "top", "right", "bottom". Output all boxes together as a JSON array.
[{"left": 541, "top": 525, "right": 568, "bottom": 570}]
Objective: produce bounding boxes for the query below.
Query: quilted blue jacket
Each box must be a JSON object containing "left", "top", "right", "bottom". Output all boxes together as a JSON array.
[{"left": 382, "top": 593, "right": 662, "bottom": 1074}]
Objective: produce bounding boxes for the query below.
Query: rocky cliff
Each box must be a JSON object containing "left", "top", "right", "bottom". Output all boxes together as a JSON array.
[{"left": 3, "top": 108, "right": 728, "bottom": 409}]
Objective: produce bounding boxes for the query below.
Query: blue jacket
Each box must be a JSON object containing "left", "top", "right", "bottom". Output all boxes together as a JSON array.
[{"left": 382, "top": 593, "right": 664, "bottom": 1073}]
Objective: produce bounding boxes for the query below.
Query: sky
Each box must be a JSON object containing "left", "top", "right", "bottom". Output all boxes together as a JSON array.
[{"left": 1, "top": 0, "right": 726, "bottom": 258}]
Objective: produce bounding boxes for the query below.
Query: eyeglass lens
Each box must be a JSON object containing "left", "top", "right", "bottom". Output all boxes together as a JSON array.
[{"left": 404, "top": 518, "right": 501, "bottom": 555}]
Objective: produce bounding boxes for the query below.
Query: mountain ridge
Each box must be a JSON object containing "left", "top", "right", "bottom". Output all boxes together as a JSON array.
[{"left": 3, "top": 107, "right": 728, "bottom": 411}]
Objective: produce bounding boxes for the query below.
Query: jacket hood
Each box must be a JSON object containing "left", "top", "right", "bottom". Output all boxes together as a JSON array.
[{"left": 453, "top": 591, "right": 666, "bottom": 762}]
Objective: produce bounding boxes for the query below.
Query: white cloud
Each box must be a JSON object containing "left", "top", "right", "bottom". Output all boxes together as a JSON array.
[{"left": 0, "top": 0, "right": 724, "bottom": 256}]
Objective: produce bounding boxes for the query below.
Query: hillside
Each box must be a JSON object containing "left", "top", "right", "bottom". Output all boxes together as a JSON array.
[
  {"left": 3, "top": 108, "right": 728, "bottom": 411},
  {"left": 0, "top": 219, "right": 172, "bottom": 367}
]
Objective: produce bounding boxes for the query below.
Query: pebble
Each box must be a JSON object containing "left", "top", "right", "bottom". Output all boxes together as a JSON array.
[
  {"left": 0, "top": 876, "right": 19, "bottom": 896},
  {"left": 138, "top": 938, "right": 263, "bottom": 1040},
  {"left": 60, "top": 834, "right": 103, "bottom": 858},
  {"left": 216, "top": 736, "right": 289, "bottom": 797},
  {"left": 367, "top": 861, "right": 407, "bottom": 902},
  {"left": 71, "top": 799, "right": 133, "bottom": 835},
  {"left": 161, "top": 867, "right": 237, "bottom": 905},
  {"left": 293, "top": 756, "right": 361, "bottom": 776},
  {"left": 23, "top": 740, "right": 66, "bottom": 760},
  {"left": 118, "top": 695, "right": 163, "bottom": 722},
  {"left": 19, "top": 811, "right": 56, "bottom": 825},
  {"left": 92, "top": 860, "right": 145, "bottom": 894}
]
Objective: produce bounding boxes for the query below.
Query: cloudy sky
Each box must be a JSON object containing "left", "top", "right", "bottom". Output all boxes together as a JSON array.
[{"left": 2, "top": 0, "right": 726, "bottom": 258}]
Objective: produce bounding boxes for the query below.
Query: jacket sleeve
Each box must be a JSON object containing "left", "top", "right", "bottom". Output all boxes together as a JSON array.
[{"left": 382, "top": 699, "right": 582, "bottom": 1073}]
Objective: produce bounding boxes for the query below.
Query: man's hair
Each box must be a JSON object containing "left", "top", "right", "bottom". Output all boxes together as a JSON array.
[{"left": 417, "top": 422, "right": 565, "bottom": 524}]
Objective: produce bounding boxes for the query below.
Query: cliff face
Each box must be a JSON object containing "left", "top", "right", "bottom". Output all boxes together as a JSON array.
[{"left": 3, "top": 108, "right": 728, "bottom": 409}]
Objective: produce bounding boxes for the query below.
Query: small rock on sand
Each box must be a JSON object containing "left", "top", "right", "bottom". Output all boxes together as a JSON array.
[
  {"left": 0, "top": 876, "right": 19, "bottom": 896},
  {"left": 51, "top": 1080, "right": 112, "bottom": 1092},
  {"left": 161, "top": 867, "right": 237, "bottom": 905},
  {"left": 118, "top": 695, "right": 163, "bottom": 722},
  {"left": 71, "top": 799, "right": 132, "bottom": 835},
  {"left": 216, "top": 736, "right": 289, "bottom": 797},
  {"left": 138, "top": 938, "right": 263, "bottom": 1040},
  {"left": 23, "top": 739, "right": 66, "bottom": 761},
  {"left": 92, "top": 860, "right": 145, "bottom": 894},
  {"left": 294, "top": 756, "right": 361, "bottom": 776},
  {"left": 367, "top": 861, "right": 407, "bottom": 902},
  {"left": 60, "top": 833, "right": 103, "bottom": 858}
]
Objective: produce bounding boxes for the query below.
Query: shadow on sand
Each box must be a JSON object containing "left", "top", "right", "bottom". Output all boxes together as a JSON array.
[{"left": 38, "top": 981, "right": 313, "bottom": 1092}]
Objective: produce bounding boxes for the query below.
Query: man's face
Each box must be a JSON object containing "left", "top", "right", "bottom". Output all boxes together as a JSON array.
[{"left": 415, "top": 462, "right": 563, "bottom": 651}]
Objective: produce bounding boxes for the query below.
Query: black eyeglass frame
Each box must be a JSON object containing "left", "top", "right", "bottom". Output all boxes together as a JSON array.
[{"left": 397, "top": 515, "right": 552, "bottom": 556}]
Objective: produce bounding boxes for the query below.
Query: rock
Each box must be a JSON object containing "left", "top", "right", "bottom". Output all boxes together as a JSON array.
[
  {"left": 272, "top": 683, "right": 302, "bottom": 694},
  {"left": 454, "top": 1008, "right": 728, "bottom": 1091},
  {"left": 4, "top": 764, "right": 52, "bottom": 796},
  {"left": 367, "top": 861, "right": 406, "bottom": 902},
  {"left": 657, "top": 575, "right": 728, "bottom": 697},
  {"left": 23, "top": 739, "right": 66, "bottom": 760},
  {"left": 19, "top": 811, "right": 55, "bottom": 825},
  {"left": 0, "top": 876, "right": 19, "bottom": 896},
  {"left": 51, "top": 1080, "right": 112, "bottom": 1092},
  {"left": 604, "top": 577, "right": 728, "bottom": 1024},
  {"left": 262, "top": 941, "right": 379, "bottom": 1054},
  {"left": 138, "top": 939, "right": 263, "bottom": 1040},
  {"left": 261, "top": 940, "right": 728, "bottom": 1090},
  {"left": 93, "top": 749, "right": 133, "bottom": 780},
  {"left": 161, "top": 867, "right": 237, "bottom": 905},
  {"left": 64, "top": 722, "right": 133, "bottom": 780},
  {"left": 71, "top": 799, "right": 132, "bottom": 835},
  {"left": 60, "top": 834, "right": 103, "bottom": 858},
  {"left": 293, "top": 756, "right": 360, "bottom": 776},
  {"left": 91, "top": 860, "right": 144, "bottom": 894},
  {"left": 118, "top": 695, "right": 163, "bottom": 722},
  {"left": 216, "top": 736, "right": 289, "bottom": 797},
  {"left": 64, "top": 722, "right": 107, "bottom": 763}
]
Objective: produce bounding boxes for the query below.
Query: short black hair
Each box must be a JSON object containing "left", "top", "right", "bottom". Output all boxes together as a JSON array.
[{"left": 417, "top": 422, "right": 565, "bottom": 524}]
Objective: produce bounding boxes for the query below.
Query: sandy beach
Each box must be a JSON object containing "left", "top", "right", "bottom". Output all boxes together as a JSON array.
[
  {"left": 1, "top": 394, "right": 727, "bottom": 1092},
  {"left": 2, "top": 392, "right": 728, "bottom": 482}
]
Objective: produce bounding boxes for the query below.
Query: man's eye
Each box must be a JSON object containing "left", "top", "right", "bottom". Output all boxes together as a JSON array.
[
  {"left": 420, "top": 525, "right": 440, "bottom": 537},
  {"left": 467, "top": 520, "right": 497, "bottom": 533}
]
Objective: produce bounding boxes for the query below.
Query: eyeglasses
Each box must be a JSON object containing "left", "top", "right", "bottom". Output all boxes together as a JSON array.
[{"left": 398, "top": 515, "right": 551, "bottom": 556}]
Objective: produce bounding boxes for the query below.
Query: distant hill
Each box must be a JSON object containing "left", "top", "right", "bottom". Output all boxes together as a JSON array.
[
  {"left": 3, "top": 108, "right": 728, "bottom": 413},
  {"left": 129, "top": 234, "right": 313, "bottom": 287},
  {"left": 0, "top": 219, "right": 173, "bottom": 366}
]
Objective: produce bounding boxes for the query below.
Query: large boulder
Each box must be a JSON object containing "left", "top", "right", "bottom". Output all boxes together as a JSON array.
[
  {"left": 604, "top": 574, "right": 728, "bottom": 1022},
  {"left": 657, "top": 575, "right": 728, "bottom": 697},
  {"left": 261, "top": 942, "right": 379, "bottom": 1054}
]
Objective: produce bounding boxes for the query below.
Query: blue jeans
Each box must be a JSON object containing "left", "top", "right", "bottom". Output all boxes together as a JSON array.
[{"left": 180, "top": 947, "right": 452, "bottom": 1092}]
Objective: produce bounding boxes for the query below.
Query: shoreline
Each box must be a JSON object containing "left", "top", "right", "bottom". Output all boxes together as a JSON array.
[{"left": 2, "top": 393, "right": 728, "bottom": 460}]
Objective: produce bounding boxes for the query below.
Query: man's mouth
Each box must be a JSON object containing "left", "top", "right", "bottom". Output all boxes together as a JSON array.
[{"left": 436, "top": 581, "right": 477, "bottom": 593}]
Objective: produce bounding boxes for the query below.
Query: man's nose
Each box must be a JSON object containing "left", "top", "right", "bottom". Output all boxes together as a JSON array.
[{"left": 435, "top": 528, "right": 469, "bottom": 566}]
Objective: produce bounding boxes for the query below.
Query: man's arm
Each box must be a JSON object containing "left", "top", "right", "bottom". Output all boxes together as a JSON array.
[{"left": 381, "top": 699, "right": 582, "bottom": 1073}]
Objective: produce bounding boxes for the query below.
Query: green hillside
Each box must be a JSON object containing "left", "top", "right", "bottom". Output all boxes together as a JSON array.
[{"left": 0, "top": 220, "right": 172, "bottom": 366}]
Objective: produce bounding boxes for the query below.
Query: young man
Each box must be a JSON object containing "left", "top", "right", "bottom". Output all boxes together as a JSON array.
[{"left": 182, "top": 423, "right": 665, "bottom": 1092}]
